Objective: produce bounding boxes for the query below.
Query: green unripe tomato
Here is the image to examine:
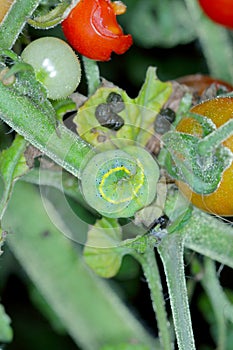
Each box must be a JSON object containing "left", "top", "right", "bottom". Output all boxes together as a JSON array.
[{"left": 21, "top": 37, "right": 81, "bottom": 100}]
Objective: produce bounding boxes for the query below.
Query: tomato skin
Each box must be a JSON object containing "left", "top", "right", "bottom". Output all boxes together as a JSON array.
[
  {"left": 198, "top": 0, "right": 233, "bottom": 29},
  {"left": 176, "top": 97, "right": 233, "bottom": 216},
  {"left": 21, "top": 37, "right": 81, "bottom": 100},
  {"left": 177, "top": 74, "right": 233, "bottom": 95},
  {"left": 61, "top": 0, "right": 133, "bottom": 61}
]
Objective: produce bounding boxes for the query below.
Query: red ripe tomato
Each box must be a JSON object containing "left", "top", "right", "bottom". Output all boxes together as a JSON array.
[
  {"left": 176, "top": 97, "right": 233, "bottom": 216},
  {"left": 62, "top": 0, "right": 133, "bottom": 61},
  {"left": 198, "top": 0, "right": 233, "bottom": 29}
]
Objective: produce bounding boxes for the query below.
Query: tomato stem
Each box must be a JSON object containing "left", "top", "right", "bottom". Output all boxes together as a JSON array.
[
  {"left": 82, "top": 56, "right": 100, "bottom": 96},
  {"left": 0, "top": 0, "right": 41, "bottom": 49},
  {"left": 134, "top": 246, "right": 173, "bottom": 350},
  {"left": 198, "top": 118, "right": 233, "bottom": 156},
  {"left": 158, "top": 234, "right": 196, "bottom": 350}
]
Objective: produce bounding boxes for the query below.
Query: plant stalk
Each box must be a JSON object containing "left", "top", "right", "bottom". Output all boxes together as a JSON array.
[
  {"left": 202, "top": 258, "right": 226, "bottom": 350},
  {"left": 158, "top": 234, "right": 196, "bottom": 350},
  {"left": 136, "top": 247, "right": 173, "bottom": 350},
  {"left": 0, "top": 0, "right": 41, "bottom": 49},
  {"left": 0, "top": 82, "right": 92, "bottom": 178},
  {"left": 82, "top": 56, "right": 100, "bottom": 96}
]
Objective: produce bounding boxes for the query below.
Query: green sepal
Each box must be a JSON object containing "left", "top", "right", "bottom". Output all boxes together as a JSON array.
[
  {"left": 162, "top": 130, "right": 232, "bottom": 194},
  {"left": 28, "top": 0, "right": 71, "bottom": 29}
]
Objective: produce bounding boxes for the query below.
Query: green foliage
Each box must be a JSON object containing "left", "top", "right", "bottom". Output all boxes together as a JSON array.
[
  {"left": 2, "top": 182, "right": 155, "bottom": 349},
  {"left": 74, "top": 67, "right": 172, "bottom": 147},
  {"left": 84, "top": 217, "right": 124, "bottom": 278}
]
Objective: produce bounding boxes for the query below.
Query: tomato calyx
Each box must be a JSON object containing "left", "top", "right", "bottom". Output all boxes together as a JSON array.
[
  {"left": 162, "top": 98, "right": 233, "bottom": 195},
  {"left": 62, "top": 0, "right": 133, "bottom": 61}
]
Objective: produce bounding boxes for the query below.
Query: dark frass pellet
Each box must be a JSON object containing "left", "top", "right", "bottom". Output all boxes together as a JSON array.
[
  {"left": 154, "top": 108, "right": 176, "bottom": 134},
  {"left": 106, "top": 92, "right": 125, "bottom": 113},
  {"left": 95, "top": 103, "right": 124, "bottom": 130}
]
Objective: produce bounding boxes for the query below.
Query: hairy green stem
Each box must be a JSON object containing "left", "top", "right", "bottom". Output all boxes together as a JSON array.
[
  {"left": 0, "top": 136, "right": 27, "bottom": 220},
  {"left": 202, "top": 258, "right": 226, "bottom": 350},
  {"left": 136, "top": 247, "right": 173, "bottom": 350},
  {"left": 0, "top": 83, "right": 92, "bottom": 178},
  {"left": 82, "top": 56, "right": 100, "bottom": 96},
  {"left": 158, "top": 234, "right": 196, "bottom": 350},
  {"left": 184, "top": 0, "right": 233, "bottom": 82},
  {"left": 0, "top": 0, "right": 40, "bottom": 49}
]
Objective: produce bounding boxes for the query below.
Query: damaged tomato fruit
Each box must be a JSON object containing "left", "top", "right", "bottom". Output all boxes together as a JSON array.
[{"left": 62, "top": 0, "right": 133, "bottom": 61}]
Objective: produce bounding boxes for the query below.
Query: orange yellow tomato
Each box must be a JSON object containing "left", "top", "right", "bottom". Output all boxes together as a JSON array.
[{"left": 176, "top": 97, "right": 233, "bottom": 216}]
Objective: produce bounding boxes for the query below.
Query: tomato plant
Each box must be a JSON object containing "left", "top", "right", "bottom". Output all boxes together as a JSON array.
[
  {"left": 61, "top": 0, "right": 133, "bottom": 61},
  {"left": 1, "top": 0, "right": 233, "bottom": 350},
  {"left": 198, "top": 0, "right": 233, "bottom": 29},
  {"left": 176, "top": 97, "right": 233, "bottom": 216},
  {"left": 21, "top": 37, "right": 81, "bottom": 100}
]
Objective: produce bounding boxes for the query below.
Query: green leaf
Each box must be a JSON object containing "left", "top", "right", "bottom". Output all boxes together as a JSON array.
[
  {"left": 84, "top": 217, "right": 126, "bottom": 278},
  {"left": 136, "top": 67, "right": 172, "bottom": 110},
  {"left": 0, "top": 304, "right": 13, "bottom": 342},
  {"left": 74, "top": 86, "right": 132, "bottom": 147},
  {"left": 3, "top": 181, "right": 155, "bottom": 349},
  {"left": 74, "top": 67, "right": 172, "bottom": 148},
  {"left": 131, "top": 66, "right": 172, "bottom": 146},
  {"left": 0, "top": 134, "right": 28, "bottom": 219}
]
